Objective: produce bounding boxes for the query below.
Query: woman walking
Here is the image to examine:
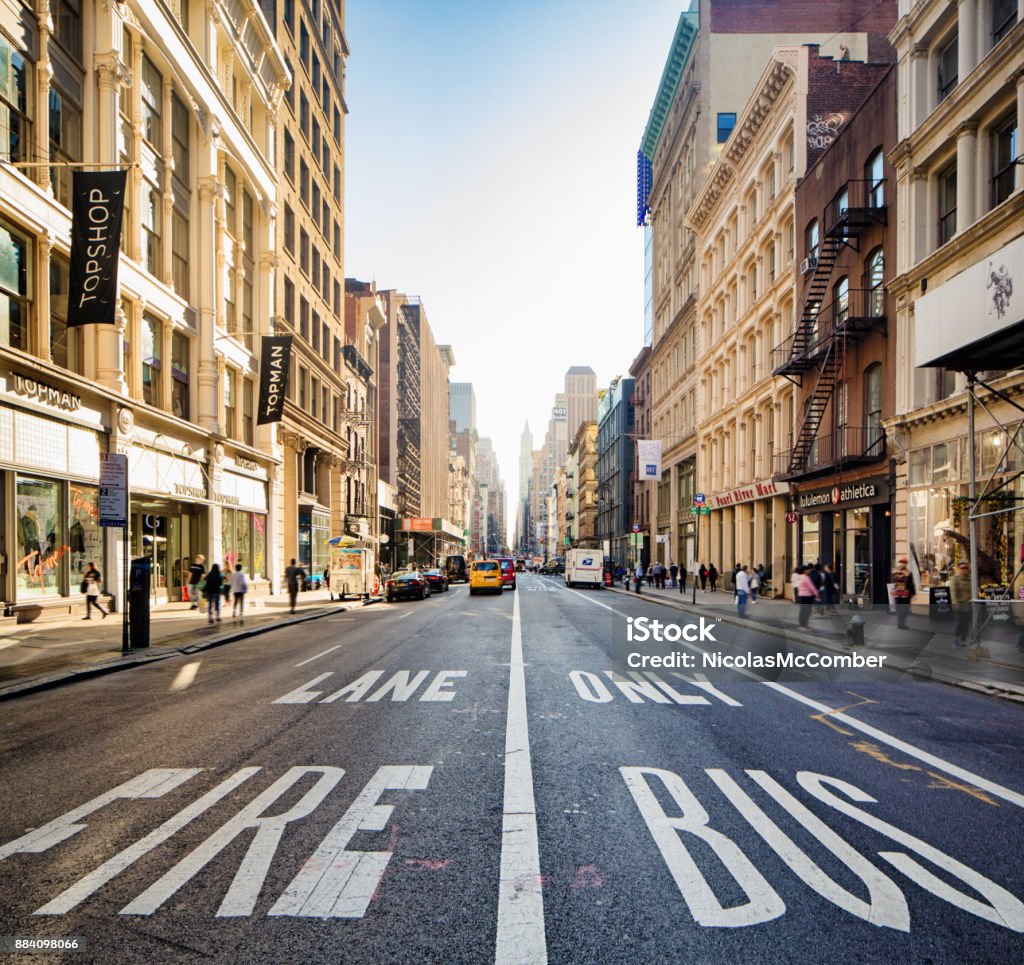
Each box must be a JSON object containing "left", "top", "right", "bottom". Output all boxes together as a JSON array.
[
  {"left": 205, "top": 563, "right": 225, "bottom": 624},
  {"left": 708, "top": 563, "right": 719, "bottom": 592},
  {"left": 82, "top": 561, "right": 108, "bottom": 620},
  {"left": 230, "top": 563, "right": 249, "bottom": 618},
  {"left": 795, "top": 565, "right": 821, "bottom": 628}
]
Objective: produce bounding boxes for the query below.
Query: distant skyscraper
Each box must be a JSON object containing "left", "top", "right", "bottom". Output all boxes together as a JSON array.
[
  {"left": 449, "top": 382, "right": 477, "bottom": 434},
  {"left": 564, "top": 366, "right": 597, "bottom": 445}
]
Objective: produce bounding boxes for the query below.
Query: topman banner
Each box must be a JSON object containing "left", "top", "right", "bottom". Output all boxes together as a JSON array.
[
  {"left": 637, "top": 439, "right": 663, "bottom": 480},
  {"left": 256, "top": 335, "right": 294, "bottom": 424},
  {"left": 67, "top": 170, "right": 128, "bottom": 327}
]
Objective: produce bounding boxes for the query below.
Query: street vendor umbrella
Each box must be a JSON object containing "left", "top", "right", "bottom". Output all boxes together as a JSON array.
[{"left": 328, "top": 536, "right": 358, "bottom": 547}]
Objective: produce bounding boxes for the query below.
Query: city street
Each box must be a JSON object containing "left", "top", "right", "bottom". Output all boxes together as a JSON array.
[{"left": 1, "top": 574, "right": 1022, "bottom": 963}]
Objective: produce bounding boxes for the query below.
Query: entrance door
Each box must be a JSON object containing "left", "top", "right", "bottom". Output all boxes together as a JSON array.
[
  {"left": 845, "top": 507, "right": 871, "bottom": 597},
  {"left": 140, "top": 513, "right": 169, "bottom": 603}
]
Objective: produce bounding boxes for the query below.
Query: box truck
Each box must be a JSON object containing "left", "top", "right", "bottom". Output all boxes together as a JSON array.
[{"left": 564, "top": 549, "right": 603, "bottom": 589}]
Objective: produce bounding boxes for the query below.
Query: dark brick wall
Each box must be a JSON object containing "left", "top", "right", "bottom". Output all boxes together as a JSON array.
[{"left": 709, "top": 0, "right": 897, "bottom": 38}]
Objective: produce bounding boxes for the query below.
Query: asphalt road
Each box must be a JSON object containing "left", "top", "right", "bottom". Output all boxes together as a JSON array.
[{"left": 0, "top": 573, "right": 1022, "bottom": 964}]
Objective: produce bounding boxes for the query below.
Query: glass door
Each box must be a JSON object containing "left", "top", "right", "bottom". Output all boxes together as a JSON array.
[{"left": 845, "top": 508, "right": 871, "bottom": 596}]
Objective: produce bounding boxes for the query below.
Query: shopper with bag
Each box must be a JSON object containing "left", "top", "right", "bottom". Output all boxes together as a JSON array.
[
  {"left": 188, "top": 555, "right": 206, "bottom": 610},
  {"left": 204, "top": 563, "right": 224, "bottom": 624},
  {"left": 81, "top": 561, "right": 108, "bottom": 620}
]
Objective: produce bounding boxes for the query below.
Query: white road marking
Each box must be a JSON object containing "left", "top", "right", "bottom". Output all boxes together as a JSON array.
[
  {"left": 295, "top": 646, "right": 341, "bottom": 667},
  {"left": 0, "top": 769, "right": 201, "bottom": 861},
  {"left": 568, "top": 586, "right": 1024, "bottom": 810},
  {"left": 397, "top": 611, "right": 414, "bottom": 620},
  {"left": 419, "top": 670, "right": 467, "bottom": 702},
  {"left": 36, "top": 768, "right": 261, "bottom": 915},
  {"left": 169, "top": 661, "right": 201, "bottom": 692},
  {"left": 269, "top": 765, "right": 432, "bottom": 918},
  {"left": 273, "top": 673, "right": 334, "bottom": 704},
  {"left": 495, "top": 589, "right": 547, "bottom": 964},
  {"left": 365, "top": 671, "right": 430, "bottom": 702},
  {"left": 765, "top": 683, "right": 1024, "bottom": 809},
  {"left": 121, "top": 766, "right": 346, "bottom": 916}
]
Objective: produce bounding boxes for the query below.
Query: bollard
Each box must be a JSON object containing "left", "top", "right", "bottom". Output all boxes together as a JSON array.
[{"left": 847, "top": 614, "right": 865, "bottom": 646}]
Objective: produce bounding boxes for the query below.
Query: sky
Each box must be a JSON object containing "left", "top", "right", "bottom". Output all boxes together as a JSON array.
[{"left": 344, "top": 0, "right": 685, "bottom": 541}]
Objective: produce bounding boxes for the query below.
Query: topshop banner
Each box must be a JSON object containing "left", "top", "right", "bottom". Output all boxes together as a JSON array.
[
  {"left": 637, "top": 439, "right": 663, "bottom": 480},
  {"left": 256, "top": 335, "right": 294, "bottom": 424},
  {"left": 67, "top": 170, "right": 128, "bottom": 327}
]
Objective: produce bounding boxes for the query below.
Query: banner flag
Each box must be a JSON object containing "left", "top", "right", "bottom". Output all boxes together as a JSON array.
[
  {"left": 67, "top": 170, "right": 128, "bottom": 327},
  {"left": 256, "top": 335, "right": 294, "bottom": 424},
  {"left": 637, "top": 439, "right": 663, "bottom": 480}
]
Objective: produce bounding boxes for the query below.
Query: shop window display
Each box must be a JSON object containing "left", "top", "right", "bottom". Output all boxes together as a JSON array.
[
  {"left": 69, "top": 484, "right": 101, "bottom": 584},
  {"left": 16, "top": 477, "right": 63, "bottom": 597}
]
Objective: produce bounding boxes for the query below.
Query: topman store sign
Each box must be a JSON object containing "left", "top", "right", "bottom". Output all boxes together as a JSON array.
[{"left": 797, "top": 477, "right": 889, "bottom": 513}]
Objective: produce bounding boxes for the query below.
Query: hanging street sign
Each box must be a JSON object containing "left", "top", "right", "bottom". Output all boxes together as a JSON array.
[{"left": 98, "top": 453, "right": 128, "bottom": 528}]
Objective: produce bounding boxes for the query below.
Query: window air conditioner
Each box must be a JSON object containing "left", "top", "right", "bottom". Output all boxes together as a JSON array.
[{"left": 800, "top": 254, "right": 818, "bottom": 275}]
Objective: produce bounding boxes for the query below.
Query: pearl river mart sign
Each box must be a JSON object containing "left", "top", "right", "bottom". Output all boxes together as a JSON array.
[
  {"left": 796, "top": 477, "right": 889, "bottom": 514},
  {"left": 707, "top": 480, "right": 781, "bottom": 510}
]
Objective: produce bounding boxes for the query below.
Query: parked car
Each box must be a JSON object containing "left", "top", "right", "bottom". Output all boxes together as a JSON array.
[
  {"left": 423, "top": 568, "right": 449, "bottom": 593},
  {"left": 445, "top": 555, "right": 469, "bottom": 583},
  {"left": 469, "top": 560, "right": 502, "bottom": 595},
  {"left": 385, "top": 571, "right": 430, "bottom": 602},
  {"left": 496, "top": 557, "right": 517, "bottom": 590}
]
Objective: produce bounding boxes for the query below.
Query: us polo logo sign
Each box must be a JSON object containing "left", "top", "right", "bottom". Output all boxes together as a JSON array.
[
  {"left": 257, "top": 335, "right": 294, "bottom": 425},
  {"left": 67, "top": 170, "right": 128, "bottom": 327}
]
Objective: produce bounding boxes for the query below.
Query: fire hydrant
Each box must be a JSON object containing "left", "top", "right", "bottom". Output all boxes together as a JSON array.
[{"left": 847, "top": 615, "right": 865, "bottom": 646}]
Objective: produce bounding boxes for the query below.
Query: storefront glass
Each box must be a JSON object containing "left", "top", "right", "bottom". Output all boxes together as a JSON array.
[
  {"left": 253, "top": 513, "right": 266, "bottom": 578},
  {"left": 69, "top": 484, "right": 101, "bottom": 584},
  {"left": 222, "top": 509, "right": 236, "bottom": 569},
  {"left": 908, "top": 487, "right": 955, "bottom": 587},
  {"left": 221, "top": 508, "right": 266, "bottom": 578},
  {"left": 236, "top": 511, "right": 251, "bottom": 574},
  {"left": 844, "top": 507, "right": 871, "bottom": 595},
  {"left": 15, "top": 476, "right": 63, "bottom": 597},
  {"left": 801, "top": 514, "right": 820, "bottom": 565}
]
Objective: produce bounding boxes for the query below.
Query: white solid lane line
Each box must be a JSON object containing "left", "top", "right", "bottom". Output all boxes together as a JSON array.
[
  {"left": 295, "top": 646, "right": 341, "bottom": 668},
  {"left": 563, "top": 583, "right": 1024, "bottom": 810},
  {"left": 495, "top": 588, "right": 547, "bottom": 965}
]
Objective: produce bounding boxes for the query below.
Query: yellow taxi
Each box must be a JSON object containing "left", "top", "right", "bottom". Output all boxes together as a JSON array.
[{"left": 469, "top": 559, "right": 503, "bottom": 595}]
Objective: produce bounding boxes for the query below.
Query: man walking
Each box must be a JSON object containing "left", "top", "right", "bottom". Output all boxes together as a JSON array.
[
  {"left": 188, "top": 555, "right": 206, "bottom": 610},
  {"left": 892, "top": 557, "right": 915, "bottom": 630},
  {"left": 669, "top": 562, "right": 678, "bottom": 588},
  {"left": 735, "top": 564, "right": 751, "bottom": 617},
  {"left": 679, "top": 563, "right": 687, "bottom": 593},
  {"left": 708, "top": 563, "right": 719, "bottom": 592},
  {"left": 230, "top": 563, "right": 249, "bottom": 618},
  {"left": 285, "top": 558, "right": 306, "bottom": 613},
  {"left": 699, "top": 563, "right": 708, "bottom": 592},
  {"left": 634, "top": 561, "right": 645, "bottom": 594}
]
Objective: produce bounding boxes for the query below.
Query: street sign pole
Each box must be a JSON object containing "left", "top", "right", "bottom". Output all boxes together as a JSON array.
[{"left": 99, "top": 453, "right": 130, "bottom": 652}]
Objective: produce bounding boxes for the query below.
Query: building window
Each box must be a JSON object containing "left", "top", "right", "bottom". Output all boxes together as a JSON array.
[
  {"left": 311, "top": 180, "right": 320, "bottom": 224},
  {"left": 284, "top": 130, "right": 295, "bottom": 181},
  {"left": 938, "top": 35, "right": 958, "bottom": 102},
  {"left": 310, "top": 375, "right": 319, "bottom": 418},
  {"left": 298, "top": 365, "right": 308, "bottom": 409},
  {"left": 284, "top": 205, "right": 295, "bottom": 253},
  {"left": 833, "top": 276, "right": 849, "bottom": 325},
  {"left": 864, "top": 148, "right": 885, "bottom": 208},
  {"left": 223, "top": 368, "right": 236, "bottom": 437},
  {"left": 140, "top": 56, "right": 163, "bottom": 150},
  {"left": 48, "top": 84, "right": 82, "bottom": 208},
  {"left": 300, "top": 21, "right": 310, "bottom": 66},
  {"left": 171, "top": 209, "right": 190, "bottom": 299},
  {"left": 992, "top": 116, "right": 1018, "bottom": 208},
  {"left": 312, "top": 310, "right": 320, "bottom": 351},
  {"left": 141, "top": 177, "right": 162, "bottom": 277},
  {"left": 15, "top": 477, "right": 65, "bottom": 598},
  {"left": 864, "top": 363, "right": 883, "bottom": 452},
  {"left": 242, "top": 377, "right": 254, "bottom": 446},
  {"left": 49, "top": 253, "right": 82, "bottom": 373},
  {"left": 300, "top": 159, "right": 309, "bottom": 208},
  {"left": 300, "top": 229, "right": 309, "bottom": 276},
  {"left": 716, "top": 112, "right": 736, "bottom": 144},
  {"left": 142, "top": 314, "right": 163, "bottom": 407},
  {"left": 171, "top": 331, "right": 190, "bottom": 419},
  {"left": 312, "top": 249, "right": 320, "bottom": 291},
  {"left": 322, "top": 322, "right": 329, "bottom": 360},
  {"left": 938, "top": 163, "right": 957, "bottom": 245},
  {"left": 300, "top": 296, "right": 309, "bottom": 339},
  {"left": 993, "top": 0, "right": 1017, "bottom": 44},
  {"left": 866, "top": 247, "right": 884, "bottom": 316},
  {"left": 0, "top": 35, "right": 31, "bottom": 164},
  {"left": 284, "top": 276, "right": 295, "bottom": 328},
  {"left": 805, "top": 218, "right": 819, "bottom": 263},
  {"left": 0, "top": 218, "right": 30, "bottom": 351},
  {"left": 284, "top": 57, "right": 294, "bottom": 109},
  {"left": 300, "top": 92, "right": 309, "bottom": 138},
  {"left": 224, "top": 167, "right": 237, "bottom": 234}
]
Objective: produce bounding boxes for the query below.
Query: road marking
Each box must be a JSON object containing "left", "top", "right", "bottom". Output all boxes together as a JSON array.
[
  {"left": 0, "top": 769, "right": 201, "bottom": 861},
  {"left": 169, "top": 661, "right": 201, "bottom": 692},
  {"left": 296, "top": 646, "right": 341, "bottom": 667},
  {"left": 273, "top": 673, "right": 334, "bottom": 704},
  {"left": 495, "top": 588, "right": 547, "bottom": 964},
  {"left": 397, "top": 611, "right": 414, "bottom": 620},
  {"left": 764, "top": 682, "right": 1024, "bottom": 809},
  {"left": 36, "top": 768, "right": 261, "bottom": 915}
]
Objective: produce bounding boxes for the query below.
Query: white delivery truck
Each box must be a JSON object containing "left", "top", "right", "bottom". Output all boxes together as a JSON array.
[
  {"left": 328, "top": 544, "right": 375, "bottom": 600},
  {"left": 564, "top": 549, "right": 603, "bottom": 589}
]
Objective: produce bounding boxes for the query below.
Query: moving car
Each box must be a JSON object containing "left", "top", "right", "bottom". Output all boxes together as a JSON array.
[
  {"left": 422, "top": 568, "right": 449, "bottom": 593},
  {"left": 496, "top": 557, "right": 517, "bottom": 590},
  {"left": 445, "top": 555, "right": 469, "bottom": 583},
  {"left": 385, "top": 571, "right": 431, "bottom": 602},
  {"left": 469, "top": 560, "right": 502, "bottom": 595}
]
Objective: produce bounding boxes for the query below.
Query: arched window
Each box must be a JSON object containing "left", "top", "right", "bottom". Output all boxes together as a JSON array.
[
  {"left": 864, "top": 363, "right": 883, "bottom": 453},
  {"left": 805, "top": 218, "right": 819, "bottom": 264},
  {"left": 866, "top": 247, "right": 884, "bottom": 315},
  {"left": 833, "top": 276, "right": 849, "bottom": 327},
  {"left": 866, "top": 149, "right": 884, "bottom": 207}
]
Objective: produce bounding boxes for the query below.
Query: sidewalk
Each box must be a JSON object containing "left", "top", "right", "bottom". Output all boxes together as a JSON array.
[
  {"left": 0, "top": 589, "right": 379, "bottom": 701},
  {"left": 605, "top": 580, "right": 1024, "bottom": 702}
]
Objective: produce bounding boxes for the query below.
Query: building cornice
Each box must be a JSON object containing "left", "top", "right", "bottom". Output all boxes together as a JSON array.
[{"left": 640, "top": 10, "right": 699, "bottom": 161}]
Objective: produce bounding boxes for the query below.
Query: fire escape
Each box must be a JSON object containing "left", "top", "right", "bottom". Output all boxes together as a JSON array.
[
  {"left": 771, "top": 180, "right": 889, "bottom": 480},
  {"left": 396, "top": 304, "right": 422, "bottom": 517}
]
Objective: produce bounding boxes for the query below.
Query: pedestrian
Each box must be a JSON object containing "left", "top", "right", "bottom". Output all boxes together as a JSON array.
[
  {"left": 324, "top": 566, "right": 332, "bottom": 600},
  {"left": 891, "top": 557, "right": 915, "bottom": 630},
  {"left": 615, "top": 564, "right": 624, "bottom": 585},
  {"left": 756, "top": 563, "right": 766, "bottom": 586},
  {"left": 708, "top": 563, "right": 719, "bottom": 592},
  {"left": 950, "top": 560, "right": 972, "bottom": 647},
  {"left": 791, "top": 564, "right": 802, "bottom": 599},
  {"left": 735, "top": 564, "right": 750, "bottom": 617},
  {"left": 285, "top": 558, "right": 306, "bottom": 613},
  {"left": 188, "top": 554, "right": 206, "bottom": 610},
  {"left": 679, "top": 563, "right": 688, "bottom": 593},
  {"left": 669, "top": 562, "right": 678, "bottom": 588},
  {"left": 822, "top": 564, "right": 837, "bottom": 607},
  {"left": 81, "top": 560, "right": 108, "bottom": 620},
  {"left": 732, "top": 563, "right": 741, "bottom": 595},
  {"left": 204, "top": 563, "right": 224, "bottom": 624},
  {"left": 634, "top": 561, "right": 645, "bottom": 594},
  {"left": 748, "top": 565, "right": 760, "bottom": 605},
  {"left": 699, "top": 563, "right": 708, "bottom": 592},
  {"left": 656, "top": 562, "right": 666, "bottom": 589},
  {"left": 795, "top": 565, "right": 820, "bottom": 628},
  {"left": 231, "top": 563, "right": 249, "bottom": 618}
]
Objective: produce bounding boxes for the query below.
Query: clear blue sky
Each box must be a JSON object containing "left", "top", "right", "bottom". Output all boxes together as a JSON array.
[{"left": 344, "top": 0, "right": 685, "bottom": 539}]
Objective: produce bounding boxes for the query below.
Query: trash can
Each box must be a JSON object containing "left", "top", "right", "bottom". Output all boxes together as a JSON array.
[{"left": 129, "top": 557, "right": 152, "bottom": 649}]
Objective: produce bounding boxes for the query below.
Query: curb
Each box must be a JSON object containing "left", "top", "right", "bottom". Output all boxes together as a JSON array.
[
  {"left": 604, "top": 585, "right": 1024, "bottom": 704},
  {"left": 0, "top": 597, "right": 383, "bottom": 703}
]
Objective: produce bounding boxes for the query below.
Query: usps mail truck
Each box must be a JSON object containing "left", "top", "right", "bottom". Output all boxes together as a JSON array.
[{"left": 564, "top": 549, "right": 603, "bottom": 589}]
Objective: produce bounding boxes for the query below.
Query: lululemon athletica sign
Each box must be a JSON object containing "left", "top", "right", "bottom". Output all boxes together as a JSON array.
[
  {"left": 256, "top": 335, "right": 294, "bottom": 424},
  {"left": 67, "top": 170, "right": 128, "bottom": 327}
]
